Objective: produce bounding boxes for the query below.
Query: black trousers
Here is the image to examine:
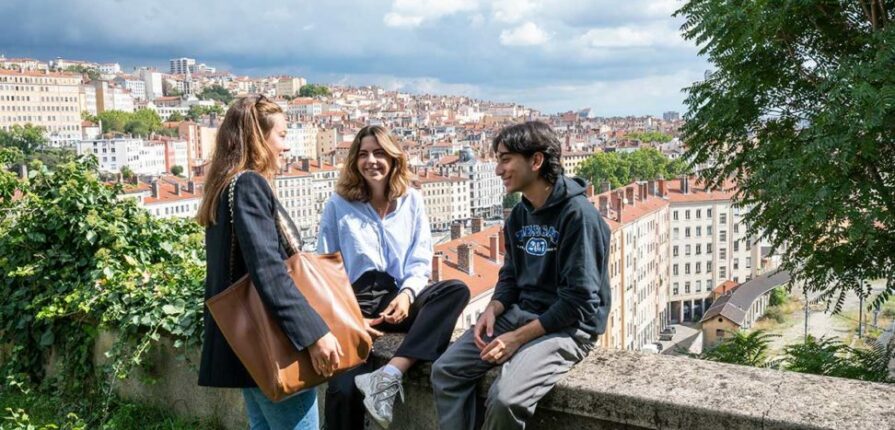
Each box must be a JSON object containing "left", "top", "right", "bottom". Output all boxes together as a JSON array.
[{"left": 324, "top": 271, "right": 470, "bottom": 430}]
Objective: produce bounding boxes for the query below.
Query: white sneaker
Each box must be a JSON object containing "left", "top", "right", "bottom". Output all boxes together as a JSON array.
[{"left": 355, "top": 368, "right": 404, "bottom": 429}]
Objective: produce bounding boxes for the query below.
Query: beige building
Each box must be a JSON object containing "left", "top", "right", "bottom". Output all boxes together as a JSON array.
[
  {"left": 415, "top": 170, "right": 470, "bottom": 231},
  {"left": 274, "top": 166, "right": 315, "bottom": 245},
  {"left": 276, "top": 77, "right": 307, "bottom": 97},
  {"left": 590, "top": 181, "right": 671, "bottom": 351},
  {"left": 561, "top": 151, "right": 595, "bottom": 177},
  {"left": 316, "top": 127, "right": 338, "bottom": 159},
  {"left": 666, "top": 178, "right": 763, "bottom": 323},
  {"left": 0, "top": 69, "right": 82, "bottom": 145}
]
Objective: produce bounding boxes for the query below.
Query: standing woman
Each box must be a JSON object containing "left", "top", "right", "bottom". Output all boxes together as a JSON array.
[
  {"left": 197, "top": 95, "right": 341, "bottom": 430},
  {"left": 318, "top": 125, "right": 470, "bottom": 429}
]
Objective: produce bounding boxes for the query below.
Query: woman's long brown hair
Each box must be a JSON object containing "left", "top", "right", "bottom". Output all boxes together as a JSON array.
[{"left": 196, "top": 95, "right": 283, "bottom": 226}]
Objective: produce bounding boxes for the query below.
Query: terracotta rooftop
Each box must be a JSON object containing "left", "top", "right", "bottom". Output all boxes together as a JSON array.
[
  {"left": 0, "top": 69, "right": 78, "bottom": 78},
  {"left": 434, "top": 225, "right": 504, "bottom": 298}
]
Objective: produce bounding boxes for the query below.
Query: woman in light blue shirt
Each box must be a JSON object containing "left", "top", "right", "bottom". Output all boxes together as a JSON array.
[{"left": 317, "top": 125, "right": 470, "bottom": 430}]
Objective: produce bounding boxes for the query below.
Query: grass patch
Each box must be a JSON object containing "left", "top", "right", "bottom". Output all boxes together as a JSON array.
[
  {"left": 0, "top": 388, "right": 223, "bottom": 430},
  {"left": 753, "top": 299, "right": 804, "bottom": 333}
]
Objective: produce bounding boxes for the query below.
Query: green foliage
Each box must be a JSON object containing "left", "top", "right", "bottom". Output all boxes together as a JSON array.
[
  {"left": 166, "top": 111, "right": 185, "bottom": 122},
  {"left": 298, "top": 83, "right": 331, "bottom": 98},
  {"left": 577, "top": 148, "right": 690, "bottom": 189},
  {"left": 62, "top": 65, "right": 99, "bottom": 81},
  {"left": 783, "top": 336, "right": 893, "bottom": 382},
  {"left": 763, "top": 306, "right": 786, "bottom": 324},
  {"left": 0, "top": 157, "right": 205, "bottom": 399},
  {"left": 0, "top": 124, "right": 48, "bottom": 155},
  {"left": 701, "top": 330, "right": 776, "bottom": 367},
  {"left": 0, "top": 385, "right": 221, "bottom": 429},
  {"left": 186, "top": 105, "right": 224, "bottom": 122},
  {"left": 162, "top": 81, "right": 181, "bottom": 97},
  {"left": 96, "top": 109, "right": 162, "bottom": 137},
  {"left": 170, "top": 165, "right": 184, "bottom": 177},
  {"left": 769, "top": 287, "right": 788, "bottom": 307},
  {"left": 80, "top": 111, "right": 97, "bottom": 123},
  {"left": 119, "top": 166, "right": 134, "bottom": 180},
  {"left": 196, "top": 85, "right": 234, "bottom": 105},
  {"left": 625, "top": 131, "right": 673, "bottom": 143},
  {"left": 676, "top": 0, "right": 895, "bottom": 311},
  {"left": 502, "top": 192, "right": 521, "bottom": 209}
]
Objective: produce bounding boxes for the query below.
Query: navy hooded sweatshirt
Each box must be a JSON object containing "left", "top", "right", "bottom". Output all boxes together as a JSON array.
[{"left": 492, "top": 176, "right": 612, "bottom": 336}]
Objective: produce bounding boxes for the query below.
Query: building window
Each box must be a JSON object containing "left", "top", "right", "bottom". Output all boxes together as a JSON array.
[
  {"left": 685, "top": 245, "right": 691, "bottom": 255},
  {"left": 696, "top": 244, "right": 702, "bottom": 255},
  {"left": 685, "top": 227, "right": 691, "bottom": 238},
  {"left": 720, "top": 230, "right": 727, "bottom": 241},
  {"left": 707, "top": 225, "right": 713, "bottom": 235},
  {"left": 685, "top": 263, "right": 690, "bottom": 274},
  {"left": 673, "top": 228, "right": 679, "bottom": 239},
  {"left": 734, "top": 223, "right": 739, "bottom": 233},
  {"left": 707, "top": 208, "right": 713, "bottom": 217},
  {"left": 685, "top": 282, "right": 691, "bottom": 294},
  {"left": 673, "top": 283, "right": 679, "bottom": 295},
  {"left": 746, "top": 257, "right": 752, "bottom": 268},
  {"left": 720, "top": 213, "right": 727, "bottom": 224},
  {"left": 696, "top": 262, "right": 701, "bottom": 274},
  {"left": 734, "top": 258, "right": 739, "bottom": 270},
  {"left": 707, "top": 243, "right": 713, "bottom": 253},
  {"left": 734, "top": 240, "right": 740, "bottom": 252},
  {"left": 707, "top": 261, "right": 713, "bottom": 272},
  {"left": 696, "top": 280, "right": 702, "bottom": 292},
  {"left": 720, "top": 248, "right": 727, "bottom": 259},
  {"left": 716, "top": 329, "right": 725, "bottom": 337},
  {"left": 720, "top": 266, "right": 727, "bottom": 279},
  {"left": 673, "top": 264, "right": 679, "bottom": 276},
  {"left": 673, "top": 246, "right": 679, "bottom": 256},
  {"left": 673, "top": 210, "right": 679, "bottom": 220},
  {"left": 696, "top": 209, "right": 701, "bottom": 218},
  {"left": 696, "top": 226, "right": 702, "bottom": 237},
  {"left": 685, "top": 210, "right": 690, "bottom": 220}
]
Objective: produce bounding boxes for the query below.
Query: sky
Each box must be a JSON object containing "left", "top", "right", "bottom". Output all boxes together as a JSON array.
[{"left": 0, "top": 0, "right": 709, "bottom": 116}]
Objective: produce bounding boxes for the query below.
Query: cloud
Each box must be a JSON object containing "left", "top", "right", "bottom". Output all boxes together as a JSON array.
[
  {"left": 0, "top": 0, "right": 707, "bottom": 115},
  {"left": 578, "top": 24, "right": 686, "bottom": 49},
  {"left": 499, "top": 22, "right": 550, "bottom": 46},
  {"left": 383, "top": 0, "right": 479, "bottom": 27}
]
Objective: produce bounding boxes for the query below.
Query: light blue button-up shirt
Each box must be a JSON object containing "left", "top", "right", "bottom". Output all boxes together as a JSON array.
[{"left": 316, "top": 188, "right": 433, "bottom": 299}]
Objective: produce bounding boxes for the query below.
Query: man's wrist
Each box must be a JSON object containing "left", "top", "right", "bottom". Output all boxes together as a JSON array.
[{"left": 487, "top": 300, "right": 506, "bottom": 315}]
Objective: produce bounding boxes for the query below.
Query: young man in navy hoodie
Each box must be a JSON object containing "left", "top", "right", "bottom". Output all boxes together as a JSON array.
[{"left": 431, "top": 121, "right": 611, "bottom": 430}]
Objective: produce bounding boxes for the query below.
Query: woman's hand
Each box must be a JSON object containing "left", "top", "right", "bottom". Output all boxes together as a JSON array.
[
  {"left": 308, "top": 332, "right": 342, "bottom": 377},
  {"left": 380, "top": 291, "right": 412, "bottom": 324},
  {"left": 365, "top": 317, "right": 385, "bottom": 340}
]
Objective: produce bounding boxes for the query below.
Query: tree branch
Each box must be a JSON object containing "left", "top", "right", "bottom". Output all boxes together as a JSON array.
[{"left": 859, "top": 0, "right": 874, "bottom": 27}]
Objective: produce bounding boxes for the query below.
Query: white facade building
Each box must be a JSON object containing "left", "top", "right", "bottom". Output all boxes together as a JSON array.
[{"left": 75, "top": 138, "right": 165, "bottom": 175}]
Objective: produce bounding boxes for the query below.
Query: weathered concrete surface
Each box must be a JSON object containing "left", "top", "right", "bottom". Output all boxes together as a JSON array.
[{"left": 370, "top": 334, "right": 895, "bottom": 430}]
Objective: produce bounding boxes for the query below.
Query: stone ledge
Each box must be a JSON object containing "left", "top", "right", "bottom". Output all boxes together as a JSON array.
[{"left": 370, "top": 334, "right": 895, "bottom": 430}]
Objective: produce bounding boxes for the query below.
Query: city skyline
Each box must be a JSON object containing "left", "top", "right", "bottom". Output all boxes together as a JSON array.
[{"left": 0, "top": 0, "right": 708, "bottom": 116}]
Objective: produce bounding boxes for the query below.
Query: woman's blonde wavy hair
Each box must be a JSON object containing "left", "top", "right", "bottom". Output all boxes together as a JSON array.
[
  {"left": 336, "top": 125, "right": 411, "bottom": 202},
  {"left": 196, "top": 94, "right": 283, "bottom": 226}
]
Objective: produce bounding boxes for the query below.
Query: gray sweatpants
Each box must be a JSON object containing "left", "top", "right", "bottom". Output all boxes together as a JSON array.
[{"left": 430, "top": 305, "right": 595, "bottom": 430}]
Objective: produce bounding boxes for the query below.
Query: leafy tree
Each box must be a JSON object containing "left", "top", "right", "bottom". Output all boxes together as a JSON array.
[
  {"left": 197, "top": 84, "right": 234, "bottom": 105},
  {"left": 0, "top": 124, "right": 48, "bottom": 155},
  {"left": 626, "top": 131, "right": 673, "bottom": 143},
  {"left": 120, "top": 165, "right": 134, "bottom": 179},
  {"left": 578, "top": 148, "right": 690, "bottom": 189},
  {"left": 299, "top": 83, "right": 331, "bottom": 98},
  {"left": 96, "top": 110, "right": 130, "bottom": 134},
  {"left": 503, "top": 192, "right": 521, "bottom": 209},
  {"left": 769, "top": 287, "right": 789, "bottom": 307},
  {"left": 81, "top": 111, "right": 98, "bottom": 123},
  {"left": 166, "top": 111, "right": 185, "bottom": 122},
  {"left": 701, "top": 330, "right": 776, "bottom": 367},
  {"left": 186, "top": 105, "right": 224, "bottom": 122},
  {"left": 170, "top": 165, "right": 184, "bottom": 177},
  {"left": 96, "top": 109, "right": 162, "bottom": 136},
  {"left": 63, "top": 65, "right": 99, "bottom": 81},
  {"left": 676, "top": 0, "right": 895, "bottom": 310},
  {"left": 162, "top": 81, "right": 182, "bottom": 97}
]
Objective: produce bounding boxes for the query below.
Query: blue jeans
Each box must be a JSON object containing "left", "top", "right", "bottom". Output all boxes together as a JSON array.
[{"left": 242, "top": 387, "right": 318, "bottom": 430}]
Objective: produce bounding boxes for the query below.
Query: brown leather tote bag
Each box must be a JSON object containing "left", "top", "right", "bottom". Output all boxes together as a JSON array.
[{"left": 206, "top": 173, "right": 372, "bottom": 402}]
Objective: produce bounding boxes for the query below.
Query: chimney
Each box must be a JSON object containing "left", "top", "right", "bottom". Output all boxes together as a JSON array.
[
  {"left": 612, "top": 192, "right": 623, "bottom": 222},
  {"left": 457, "top": 243, "right": 474, "bottom": 275},
  {"left": 600, "top": 181, "right": 611, "bottom": 193},
  {"left": 598, "top": 195, "right": 609, "bottom": 215},
  {"left": 301, "top": 158, "right": 310, "bottom": 172},
  {"left": 680, "top": 177, "right": 690, "bottom": 194},
  {"left": 658, "top": 179, "right": 667, "bottom": 197},
  {"left": 585, "top": 183, "right": 595, "bottom": 198},
  {"left": 471, "top": 217, "right": 484, "bottom": 234},
  {"left": 150, "top": 180, "right": 160, "bottom": 198},
  {"left": 648, "top": 180, "right": 657, "bottom": 196},
  {"left": 187, "top": 180, "right": 196, "bottom": 194},
  {"left": 489, "top": 235, "right": 500, "bottom": 262},
  {"left": 432, "top": 253, "right": 444, "bottom": 282},
  {"left": 450, "top": 221, "right": 463, "bottom": 240},
  {"left": 639, "top": 183, "right": 647, "bottom": 201},
  {"left": 174, "top": 182, "right": 181, "bottom": 196},
  {"left": 498, "top": 227, "right": 507, "bottom": 252},
  {"left": 625, "top": 186, "right": 635, "bottom": 205}
]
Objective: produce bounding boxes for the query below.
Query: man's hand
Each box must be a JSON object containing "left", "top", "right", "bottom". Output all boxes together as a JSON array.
[
  {"left": 380, "top": 291, "right": 411, "bottom": 324},
  {"left": 364, "top": 317, "right": 384, "bottom": 340},
  {"left": 474, "top": 301, "right": 505, "bottom": 350},
  {"left": 480, "top": 331, "right": 522, "bottom": 364}
]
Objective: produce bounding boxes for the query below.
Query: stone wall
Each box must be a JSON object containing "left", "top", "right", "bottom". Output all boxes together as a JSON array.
[{"left": 11, "top": 332, "right": 894, "bottom": 429}]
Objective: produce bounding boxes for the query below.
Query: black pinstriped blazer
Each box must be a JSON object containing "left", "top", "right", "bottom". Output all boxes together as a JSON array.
[{"left": 198, "top": 171, "right": 329, "bottom": 388}]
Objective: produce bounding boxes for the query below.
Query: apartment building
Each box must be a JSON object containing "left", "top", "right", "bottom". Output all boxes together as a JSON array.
[
  {"left": 276, "top": 77, "right": 306, "bottom": 97},
  {"left": 415, "top": 170, "right": 470, "bottom": 231},
  {"left": 274, "top": 166, "right": 316, "bottom": 245},
  {"left": 74, "top": 138, "right": 166, "bottom": 175},
  {"left": 0, "top": 69, "right": 82, "bottom": 144}
]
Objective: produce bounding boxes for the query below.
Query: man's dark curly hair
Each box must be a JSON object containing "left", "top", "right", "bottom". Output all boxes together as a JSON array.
[{"left": 492, "top": 121, "right": 564, "bottom": 184}]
